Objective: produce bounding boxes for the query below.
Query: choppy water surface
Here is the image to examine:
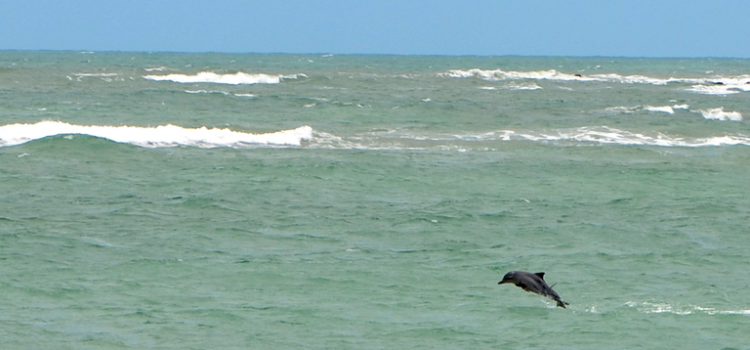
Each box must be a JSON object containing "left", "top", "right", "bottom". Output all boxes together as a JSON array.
[{"left": 1, "top": 52, "right": 749, "bottom": 349}]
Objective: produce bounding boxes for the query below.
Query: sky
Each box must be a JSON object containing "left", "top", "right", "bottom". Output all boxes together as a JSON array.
[{"left": 2, "top": 0, "right": 749, "bottom": 58}]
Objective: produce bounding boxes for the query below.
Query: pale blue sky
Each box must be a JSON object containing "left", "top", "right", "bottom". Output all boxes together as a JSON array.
[{"left": 2, "top": 0, "right": 749, "bottom": 57}]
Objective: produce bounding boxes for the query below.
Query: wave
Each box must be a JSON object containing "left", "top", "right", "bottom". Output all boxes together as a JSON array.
[
  {"left": 306, "top": 126, "right": 750, "bottom": 150},
  {"left": 184, "top": 90, "right": 231, "bottom": 96},
  {"left": 183, "top": 90, "right": 256, "bottom": 98},
  {"left": 478, "top": 83, "right": 542, "bottom": 91},
  {"left": 0, "top": 121, "right": 313, "bottom": 148},
  {"left": 687, "top": 77, "right": 750, "bottom": 95},
  {"left": 625, "top": 301, "right": 750, "bottom": 316},
  {"left": 442, "top": 68, "right": 750, "bottom": 94},
  {"left": 67, "top": 73, "right": 123, "bottom": 82},
  {"left": 144, "top": 66, "right": 168, "bottom": 72},
  {"left": 143, "top": 71, "right": 305, "bottom": 85},
  {"left": 4, "top": 122, "right": 748, "bottom": 151},
  {"left": 699, "top": 107, "right": 743, "bottom": 121},
  {"left": 442, "top": 68, "right": 583, "bottom": 82},
  {"left": 449, "top": 127, "right": 750, "bottom": 147},
  {"left": 440, "top": 68, "right": 697, "bottom": 85},
  {"left": 604, "top": 105, "right": 742, "bottom": 121},
  {"left": 643, "top": 105, "right": 675, "bottom": 114}
]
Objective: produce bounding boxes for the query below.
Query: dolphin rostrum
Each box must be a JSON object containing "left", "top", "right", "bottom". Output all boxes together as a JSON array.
[{"left": 498, "top": 270, "right": 569, "bottom": 308}]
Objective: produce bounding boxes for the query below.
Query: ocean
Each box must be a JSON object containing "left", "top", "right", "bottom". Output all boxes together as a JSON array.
[{"left": 1, "top": 51, "right": 749, "bottom": 349}]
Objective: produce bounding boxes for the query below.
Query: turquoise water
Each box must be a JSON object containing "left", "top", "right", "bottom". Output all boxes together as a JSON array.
[{"left": 1, "top": 51, "right": 749, "bottom": 349}]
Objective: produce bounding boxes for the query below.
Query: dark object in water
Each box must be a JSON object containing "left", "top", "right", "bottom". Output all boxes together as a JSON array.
[{"left": 498, "top": 271, "right": 569, "bottom": 308}]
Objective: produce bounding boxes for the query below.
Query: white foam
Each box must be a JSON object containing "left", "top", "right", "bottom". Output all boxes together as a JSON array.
[
  {"left": 644, "top": 105, "right": 675, "bottom": 114},
  {"left": 307, "top": 126, "right": 750, "bottom": 150},
  {"left": 504, "top": 83, "right": 543, "bottom": 91},
  {"left": 687, "top": 75, "right": 750, "bottom": 95},
  {"left": 699, "top": 107, "right": 743, "bottom": 121},
  {"left": 184, "top": 90, "right": 230, "bottom": 96},
  {"left": 184, "top": 90, "right": 255, "bottom": 98},
  {"left": 143, "top": 71, "right": 303, "bottom": 85},
  {"left": 442, "top": 68, "right": 661, "bottom": 84},
  {"left": 70, "top": 73, "right": 122, "bottom": 82},
  {"left": 441, "top": 68, "right": 581, "bottom": 81},
  {"left": 482, "top": 126, "right": 750, "bottom": 147},
  {"left": 6, "top": 122, "right": 748, "bottom": 151},
  {"left": 523, "top": 126, "right": 750, "bottom": 147},
  {"left": 441, "top": 69, "right": 750, "bottom": 95},
  {"left": 626, "top": 301, "right": 750, "bottom": 316},
  {"left": 604, "top": 106, "right": 638, "bottom": 114},
  {"left": 0, "top": 121, "right": 313, "bottom": 148},
  {"left": 73, "top": 73, "right": 119, "bottom": 78},
  {"left": 606, "top": 105, "right": 688, "bottom": 115},
  {"left": 687, "top": 84, "right": 741, "bottom": 95},
  {"left": 588, "top": 73, "right": 687, "bottom": 85}
]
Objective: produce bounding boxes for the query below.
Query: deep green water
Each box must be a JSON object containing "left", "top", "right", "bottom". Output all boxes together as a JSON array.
[{"left": 1, "top": 52, "right": 749, "bottom": 349}]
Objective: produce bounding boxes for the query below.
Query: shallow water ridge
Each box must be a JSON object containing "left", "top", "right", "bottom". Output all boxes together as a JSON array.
[{"left": 1, "top": 52, "right": 749, "bottom": 349}]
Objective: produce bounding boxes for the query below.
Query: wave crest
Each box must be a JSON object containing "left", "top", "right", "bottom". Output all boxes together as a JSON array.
[
  {"left": 306, "top": 126, "right": 750, "bottom": 150},
  {"left": 699, "top": 107, "right": 743, "bottom": 121},
  {"left": 442, "top": 69, "right": 750, "bottom": 95},
  {"left": 143, "top": 71, "right": 304, "bottom": 85},
  {"left": 0, "top": 121, "right": 313, "bottom": 148}
]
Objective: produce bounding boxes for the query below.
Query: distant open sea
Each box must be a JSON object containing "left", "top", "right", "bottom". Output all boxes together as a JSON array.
[{"left": 1, "top": 51, "right": 749, "bottom": 349}]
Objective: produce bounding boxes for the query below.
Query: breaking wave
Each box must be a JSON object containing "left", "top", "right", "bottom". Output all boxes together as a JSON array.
[
  {"left": 306, "top": 126, "right": 750, "bottom": 150},
  {"left": 143, "top": 71, "right": 304, "bottom": 85},
  {"left": 0, "top": 121, "right": 312, "bottom": 148},
  {"left": 604, "top": 105, "right": 742, "bottom": 121},
  {"left": 699, "top": 107, "right": 743, "bottom": 121},
  {"left": 442, "top": 68, "right": 750, "bottom": 95},
  {"left": 4, "top": 122, "right": 748, "bottom": 151}
]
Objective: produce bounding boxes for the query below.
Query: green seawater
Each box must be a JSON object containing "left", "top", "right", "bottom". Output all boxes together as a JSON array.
[{"left": 1, "top": 52, "right": 749, "bottom": 349}]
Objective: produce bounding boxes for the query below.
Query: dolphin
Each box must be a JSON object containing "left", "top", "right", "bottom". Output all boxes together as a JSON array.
[{"left": 498, "top": 271, "right": 569, "bottom": 308}]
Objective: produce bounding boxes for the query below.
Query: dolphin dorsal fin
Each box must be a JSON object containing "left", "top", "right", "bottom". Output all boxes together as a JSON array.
[{"left": 535, "top": 272, "right": 545, "bottom": 279}]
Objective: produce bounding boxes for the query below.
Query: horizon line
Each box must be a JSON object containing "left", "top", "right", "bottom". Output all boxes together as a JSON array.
[{"left": 1, "top": 49, "right": 749, "bottom": 60}]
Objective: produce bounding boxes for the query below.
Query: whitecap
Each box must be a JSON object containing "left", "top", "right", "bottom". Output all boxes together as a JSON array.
[
  {"left": 604, "top": 106, "right": 638, "bottom": 114},
  {"left": 644, "top": 105, "right": 675, "bottom": 114},
  {"left": 605, "top": 105, "right": 687, "bottom": 115},
  {"left": 184, "top": 90, "right": 230, "bottom": 96},
  {"left": 143, "top": 71, "right": 303, "bottom": 85},
  {"left": 309, "top": 126, "right": 750, "bottom": 150},
  {"left": 0, "top": 121, "right": 313, "bottom": 148},
  {"left": 687, "top": 84, "right": 742, "bottom": 95},
  {"left": 699, "top": 107, "right": 743, "bottom": 121},
  {"left": 531, "top": 126, "right": 750, "bottom": 147},
  {"left": 73, "top": 73, "right": 119, "bottom": 78},
  {"left": 504, "top": 83, "right": 543, "bottom": 91},
  {"left": 451, "top": 126, "right": 750, "bottom": 147},
  {"left": 440, "top": 68, "right": 750, "bottom": 92},
  {"left": 144, "top": 66, "right": 168, "bottom": 72},
  {"left": 441, "top": 68, "right": 581, "bottom": 81},
  {"left": 686, "top": 75, "right": 750, "bottom": 95},
  {"left": 72, "top": 73, "right": 121, "bottom": 82},
  {"left": 626, "top": 301, "right": 750, "bottom": 316}
]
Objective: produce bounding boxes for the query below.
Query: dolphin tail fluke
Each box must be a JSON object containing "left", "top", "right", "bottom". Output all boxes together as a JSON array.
[{"left": 556, "top": 299, "right": 569, "bottom": 309}]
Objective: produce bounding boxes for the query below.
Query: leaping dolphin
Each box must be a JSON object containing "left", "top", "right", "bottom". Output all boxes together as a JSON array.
[{"left": 498, "top": 271, "right": 569, "bottom": 308}]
